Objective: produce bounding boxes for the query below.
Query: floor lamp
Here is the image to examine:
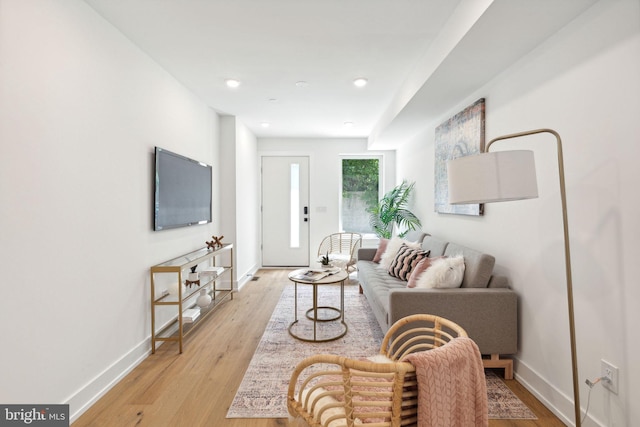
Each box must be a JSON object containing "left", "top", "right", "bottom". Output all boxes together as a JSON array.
[{"left": 446, "top": 128, "right": 581, "bottom": 427}]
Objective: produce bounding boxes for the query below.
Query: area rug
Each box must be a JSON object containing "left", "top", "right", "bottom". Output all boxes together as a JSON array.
[{"left": 227, "top": 283, "right": 536, "bottom": 420}]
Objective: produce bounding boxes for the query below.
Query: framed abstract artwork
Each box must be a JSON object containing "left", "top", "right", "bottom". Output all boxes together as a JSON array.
[{"left": 434, "top": 98, "right": 485, "bottom": 215}]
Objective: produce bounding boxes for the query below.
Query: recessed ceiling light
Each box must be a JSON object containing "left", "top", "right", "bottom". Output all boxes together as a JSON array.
[
  {"left": 343, "top": 121, "right": 354, "bottom": 128},
  {"left": 295, "top": 81, "right": 309, "bottom": 88},
  {"left": 225, "top": 78, "right": 241, "bottom": 88},
  {"left": 268, "top": 98, "right": 278, "bottom": 103},
  {"left": 353, "top": 77, "right": 368, "bottom": 88},
  {"left": 261, "top": 122, "right": 270, "bottom": 128}
]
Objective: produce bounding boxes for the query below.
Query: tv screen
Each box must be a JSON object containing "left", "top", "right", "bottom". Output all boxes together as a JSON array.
[{"left": 154, "top": 147, "right": 212, "bottom": 231}]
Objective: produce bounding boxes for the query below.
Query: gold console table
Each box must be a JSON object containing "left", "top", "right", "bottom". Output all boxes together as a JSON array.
[{"left": 150, "top": 244, "right": 233, "bottom": 353}]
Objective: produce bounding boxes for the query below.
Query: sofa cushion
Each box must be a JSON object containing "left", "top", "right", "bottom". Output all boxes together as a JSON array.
[
  {"left": 357, "top": 261, "right": 406, "bottom": 327},
  {"left": 387, "top": 244, "right": 430, "bottom": 281},
  {"left": 444, "top": 243, "right": 495, "bottom": 288},
  {"left": 421, "top": 235, "right": 449, "bottom": 257},
  {"left": 358, "top": 247, "right": 377, "bottom": 262},
  {"left": 402, "top": 230, "right": 428, "bottom": 243}
]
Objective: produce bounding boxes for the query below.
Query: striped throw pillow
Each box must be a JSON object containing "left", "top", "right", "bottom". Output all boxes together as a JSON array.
[{"left": 387, "top": 244, "right": 430, "bottom": 281}]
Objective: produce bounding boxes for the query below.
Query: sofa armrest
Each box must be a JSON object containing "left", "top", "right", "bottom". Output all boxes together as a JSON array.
[
  {"left": 388, "top": 288, "right": 517, "bottom": 355},
  {"left": 488, "top": 275, "right": 509, "bottom": 288},
  {"left": 357, "top": 247, "right": 377, "bottom": 262}
]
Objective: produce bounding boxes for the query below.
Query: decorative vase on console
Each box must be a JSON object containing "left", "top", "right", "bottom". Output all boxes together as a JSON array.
[{"left": 196, "top": 289, "right": 212, "bottom": 308}]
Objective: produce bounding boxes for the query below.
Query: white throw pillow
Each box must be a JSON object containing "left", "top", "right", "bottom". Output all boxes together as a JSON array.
[
  {"left": 414, "top": 255, "right": 465, "bottom": 289},
  {"left": 379, "top": 237, "right": 421, "bottom": 270}
]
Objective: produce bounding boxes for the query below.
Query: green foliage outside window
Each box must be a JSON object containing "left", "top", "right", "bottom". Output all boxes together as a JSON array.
[
  {"left": 342, "top": 159, "right": 379, "bottom": 208},
  {"left": 342, "top": 159, "right": 380, "bottom": 233}
]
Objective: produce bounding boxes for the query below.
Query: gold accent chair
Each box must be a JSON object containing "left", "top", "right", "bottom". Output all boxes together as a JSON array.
[{"left": 317, "top": 232, "right": 362, "bottom": 272}]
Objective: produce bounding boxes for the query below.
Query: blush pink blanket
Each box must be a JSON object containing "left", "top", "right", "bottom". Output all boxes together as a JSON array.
[{"left": 404, "top": 337, "right": 488, "bottom": 427}]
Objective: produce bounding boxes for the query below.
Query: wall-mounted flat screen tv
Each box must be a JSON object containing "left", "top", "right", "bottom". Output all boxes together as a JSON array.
[{"left": 154, "top": 147, "right": 212, "bottom": 231}]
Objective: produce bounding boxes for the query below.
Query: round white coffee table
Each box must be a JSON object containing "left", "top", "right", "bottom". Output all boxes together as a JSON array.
[{"left": 287, "top": 268, "right": 349, "bottom": 342}]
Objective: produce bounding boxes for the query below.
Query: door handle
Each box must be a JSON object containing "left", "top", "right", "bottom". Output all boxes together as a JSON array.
[{"left": 304, "top": 206, "right": 308, "bottom": 214}]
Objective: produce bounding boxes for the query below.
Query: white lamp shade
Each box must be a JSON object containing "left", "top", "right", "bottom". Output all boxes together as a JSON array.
[{"left": 447, "top": 150, "right": 538, "bottom": 204}]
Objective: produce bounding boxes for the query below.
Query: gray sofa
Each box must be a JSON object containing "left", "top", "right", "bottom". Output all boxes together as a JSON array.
[{"left": 357, "top": 230, "right": 517, "bottom": 378}]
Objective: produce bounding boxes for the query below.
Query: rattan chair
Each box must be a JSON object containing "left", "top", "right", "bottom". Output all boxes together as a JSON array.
[
  {"left": 317, "top": 232, "right": 362, "bottom": 272},
  {"left": 287, "top": 314, "right": 468, "bottom": 427}
]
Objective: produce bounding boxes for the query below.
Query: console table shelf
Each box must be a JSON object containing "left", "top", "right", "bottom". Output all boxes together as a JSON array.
[{"left": 150, "top": 244, "right": 234, "bottom": 353}]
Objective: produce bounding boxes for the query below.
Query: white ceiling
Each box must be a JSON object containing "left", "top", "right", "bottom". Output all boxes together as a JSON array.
[{"left": 84, "top": 0, "right": 598, "bottom": 147}]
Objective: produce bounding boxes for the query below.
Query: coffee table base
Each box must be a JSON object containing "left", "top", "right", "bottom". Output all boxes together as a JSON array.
[
  {"left": 288, "top": 319, "right": 347, "bottom": 343},
  {"left": 305, "top": 306, "right": 341, "bottom": 322}
]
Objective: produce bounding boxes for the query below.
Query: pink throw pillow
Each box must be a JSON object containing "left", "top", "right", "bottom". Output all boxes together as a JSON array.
[
  {"left": 372, "top": 238, "right": 388, "bottom": 263},
  {"left": 407, "top": 256, "right": 445, "bottom": 288}
]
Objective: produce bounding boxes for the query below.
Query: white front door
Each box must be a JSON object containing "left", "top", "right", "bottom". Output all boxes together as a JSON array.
[{"left": 261, "top": 156, "right": 310, "bottom": 267}]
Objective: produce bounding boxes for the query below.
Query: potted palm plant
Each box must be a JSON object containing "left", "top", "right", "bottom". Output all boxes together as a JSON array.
[{"left": 368, "top": 180, "right": 421, "bottom": 239}]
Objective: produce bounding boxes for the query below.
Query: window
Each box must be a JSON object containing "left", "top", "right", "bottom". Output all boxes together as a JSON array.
[{"left": 341, "top": 158, "right": 380, "bottom": 234}]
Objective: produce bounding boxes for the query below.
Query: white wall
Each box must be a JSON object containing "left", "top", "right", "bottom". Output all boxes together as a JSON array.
[
  {"left": 396, "top": 1, "right": 639, "bottom": 425},
  {"left": 234, "top": 121, "right": 260, "bottom": 283},
  {"left": 0, "top": 0, "right": 221, "bottom": 420},
  {"left": 258, "top": 138, "right": 396, "bottom": 262},
  {"left": 220, "top": 116, "right": 260, "bottom": 286}
]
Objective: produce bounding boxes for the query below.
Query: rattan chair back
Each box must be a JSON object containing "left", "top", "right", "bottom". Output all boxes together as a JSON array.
[
  {"left": 381, "top": 314, "right": 468, "bottom": 361},
  {"left": 317, "top": 232, "right": 362, "bottom": 271}
]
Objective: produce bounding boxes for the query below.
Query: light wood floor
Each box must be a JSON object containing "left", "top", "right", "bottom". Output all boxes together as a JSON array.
[{"left": 73, "top": 269, "right": 565, "bottom": 427}]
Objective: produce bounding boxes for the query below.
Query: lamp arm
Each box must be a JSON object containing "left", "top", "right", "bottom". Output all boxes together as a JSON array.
[{"left": 486, "top": 128, "right": 580, "bottom": 427}]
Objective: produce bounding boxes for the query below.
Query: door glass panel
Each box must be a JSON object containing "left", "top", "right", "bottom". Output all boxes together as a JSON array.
[{"left": 290, "top": 163, "right": 300, "bottom": 248}]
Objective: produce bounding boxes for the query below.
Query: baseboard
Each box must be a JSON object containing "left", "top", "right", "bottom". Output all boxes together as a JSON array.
[
  {"left": 65, "top": 338, "right": 151, "bottom": 423},
  {"left": 237, "top": 264, "right": 259, "bottom": 291},
  {"left": 514, "top": 357, "right": 605, "bottom": 427}
]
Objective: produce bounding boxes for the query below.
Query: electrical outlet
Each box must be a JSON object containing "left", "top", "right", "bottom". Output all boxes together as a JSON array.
[{"left": 601, "top": 359, "right": 619, "bottom": 394}]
